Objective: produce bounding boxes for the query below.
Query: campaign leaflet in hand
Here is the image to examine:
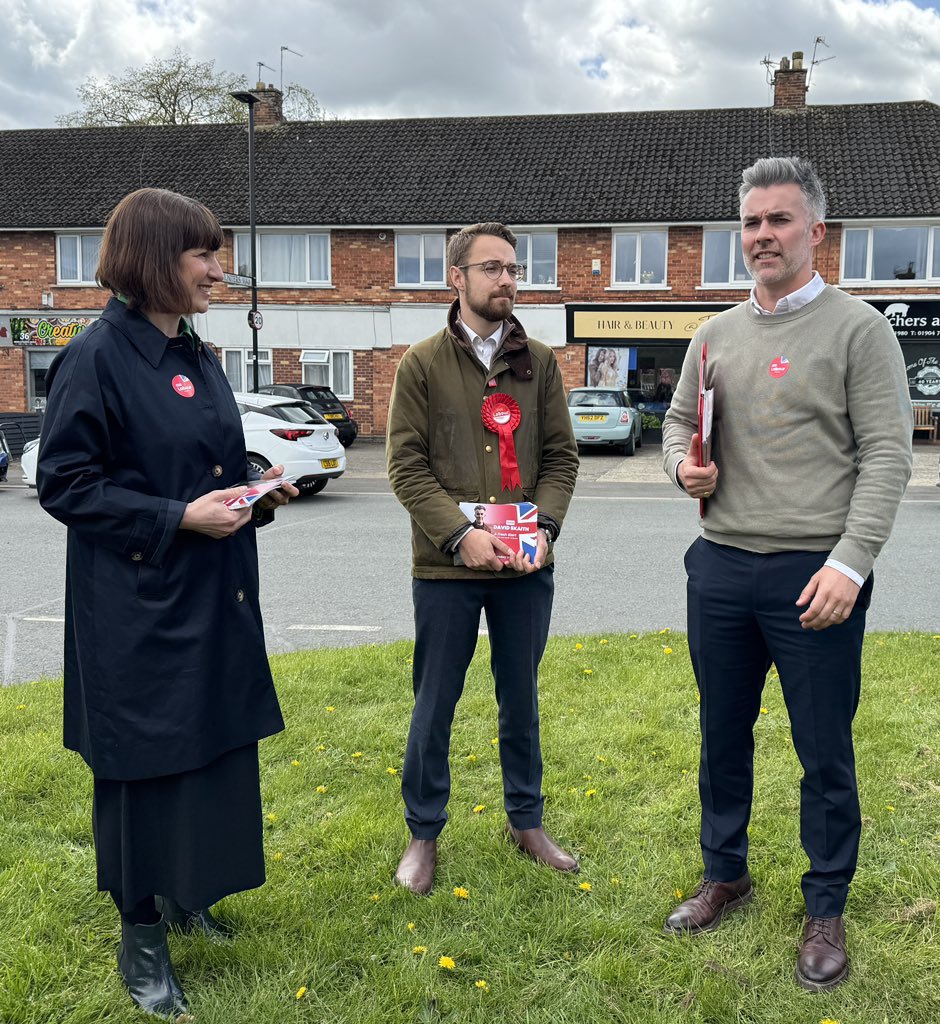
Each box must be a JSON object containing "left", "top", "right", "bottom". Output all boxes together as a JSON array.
[
  {"left": 224, "top": 475, "right": 297, "bottom": 510},
  {"left": 456, "top": 501, "right": 539, "bottom": 564}
]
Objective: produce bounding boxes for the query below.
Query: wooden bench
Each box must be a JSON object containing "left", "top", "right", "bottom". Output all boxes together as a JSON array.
[{"left": 912, "top": 404, "right": 938, "bottom": 442}]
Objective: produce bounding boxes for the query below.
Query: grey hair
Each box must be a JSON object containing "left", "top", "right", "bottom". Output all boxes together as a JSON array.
[{"left": 738, "top": 156, "right": 827, "bottom": 223}]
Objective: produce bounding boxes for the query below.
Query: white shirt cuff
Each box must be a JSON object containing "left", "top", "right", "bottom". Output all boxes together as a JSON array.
[{"left": 824, "top": 558, "right": 865, "bottom": 588}]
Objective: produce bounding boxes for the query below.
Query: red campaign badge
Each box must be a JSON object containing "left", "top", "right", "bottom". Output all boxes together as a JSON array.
[
  {"left": 171, "top": 374, "right": 195, "bottom": 398},
  {"left": 769, "top": 356, "right": 790, "bottom": 379},
  {"left": 481, "top": 393, "right": 522, "bottom": 491}
]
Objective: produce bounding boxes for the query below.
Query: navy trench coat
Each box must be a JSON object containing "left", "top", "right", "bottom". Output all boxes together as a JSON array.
[{"left": 37, "top": 298, "right": 284, "bottom": 782}]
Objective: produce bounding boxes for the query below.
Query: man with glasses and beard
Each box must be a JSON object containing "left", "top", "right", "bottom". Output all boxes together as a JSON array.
[{"left": 387, "top": 222, "right": 579, "bottom": 895}]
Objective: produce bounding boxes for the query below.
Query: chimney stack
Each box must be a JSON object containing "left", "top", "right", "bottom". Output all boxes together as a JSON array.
[
  {"left": 773, "top": 50, "right": 808, "bottom": 108},
  {"left": 251, "top": 83, "right": 284, "bottom": 125}
]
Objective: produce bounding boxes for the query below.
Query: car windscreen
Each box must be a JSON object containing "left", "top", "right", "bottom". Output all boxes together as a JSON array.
[
  {"left": 298, "top": 386, "right": 338, "bottom": 403},
  {"left": 568, "top": 392, "right": 622, "bottom": 408}
]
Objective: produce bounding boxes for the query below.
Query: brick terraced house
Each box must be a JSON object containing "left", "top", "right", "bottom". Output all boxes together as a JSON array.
[{"left": 1, "top": 54, "right": 939, "bottom": 445}]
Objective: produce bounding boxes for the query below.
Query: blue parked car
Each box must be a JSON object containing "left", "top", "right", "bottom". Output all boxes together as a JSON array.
[{"left": 567, "top": 387, "right": 644, "bottom": 456}]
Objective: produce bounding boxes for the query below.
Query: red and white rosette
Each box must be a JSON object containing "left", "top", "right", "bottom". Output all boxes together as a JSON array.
[{"left": 481, "top": 393, "right": 522, "bottom": 491}]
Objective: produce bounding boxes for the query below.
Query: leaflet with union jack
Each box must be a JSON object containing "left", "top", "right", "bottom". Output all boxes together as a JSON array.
[{"left": 457, "top": 501, "right": 539, "bottom": 564}]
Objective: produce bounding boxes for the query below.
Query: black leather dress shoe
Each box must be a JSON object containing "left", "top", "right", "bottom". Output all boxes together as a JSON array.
[
  {"left": 796, "top": 915, "right": 849, "bottom": 991},
  {"left": 117, "top": 918, "right": 188, "bottom": 1019},
  {"left": 156, "top": 895, "right": 234, "bottom": 941},
  {"left": 663, "top": 873, "right": 754, "bottom": 935}
]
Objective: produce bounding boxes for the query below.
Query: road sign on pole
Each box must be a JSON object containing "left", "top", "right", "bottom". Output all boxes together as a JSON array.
[{"left": 222, "top": 272, "right": 253, "bottom": 287}]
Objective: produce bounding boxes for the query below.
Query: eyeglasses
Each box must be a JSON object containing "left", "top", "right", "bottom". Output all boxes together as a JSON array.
[{"left": 457, "top": 260, "right": 527, "bottom": 281}]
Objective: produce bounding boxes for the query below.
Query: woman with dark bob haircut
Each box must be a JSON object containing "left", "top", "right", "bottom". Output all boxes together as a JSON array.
[{"left": 37, "top": 187, "right": 297, "bottom": 1019}]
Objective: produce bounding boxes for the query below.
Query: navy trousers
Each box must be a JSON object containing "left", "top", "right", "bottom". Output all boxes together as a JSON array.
[
  {"left": 685, "top": 538, "right": 873, "bottom": 917},
  {"left": 402, "top": 569, "right": 554, "bottom": 839}
]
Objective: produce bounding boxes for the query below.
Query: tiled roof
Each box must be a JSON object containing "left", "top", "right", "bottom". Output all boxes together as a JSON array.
[{"left": 1, "top": 102, "right": 938, "bottom": 228}]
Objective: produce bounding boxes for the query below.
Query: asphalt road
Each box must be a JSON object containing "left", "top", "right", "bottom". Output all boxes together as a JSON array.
[{"left": 1, "top": 442, "right": 938, "bottom": 687}]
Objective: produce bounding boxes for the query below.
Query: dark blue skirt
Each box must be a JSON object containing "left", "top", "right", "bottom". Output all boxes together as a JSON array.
[{"left": 92, "top": 742, "right": 264, "bottom": 912}]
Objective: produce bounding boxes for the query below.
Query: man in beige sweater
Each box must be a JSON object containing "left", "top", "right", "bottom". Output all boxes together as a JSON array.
[{"left": 662, "top": 157, "right": 912, "bottom": 991}]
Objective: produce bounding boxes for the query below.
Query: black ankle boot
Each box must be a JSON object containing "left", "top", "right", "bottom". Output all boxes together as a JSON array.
[
  {"left": 117, "top": 918, "right": 188, "bottom": 1018},
  {"left": 156, "top": 895, "right": 234, "bottom": 941}
]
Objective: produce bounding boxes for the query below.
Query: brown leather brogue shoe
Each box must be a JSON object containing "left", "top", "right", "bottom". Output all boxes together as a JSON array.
[
  {"left": 393, "top": 837, "right": 437, "bottom": 895},
  {"left": 796, "top": 915, "right": 849, "bottom": 992},
  {"left": 506, "top": 824, "right": 579, "bottom": 872},
  {"left": 663, "top": 873, "right": 754, "bottom": 935}
]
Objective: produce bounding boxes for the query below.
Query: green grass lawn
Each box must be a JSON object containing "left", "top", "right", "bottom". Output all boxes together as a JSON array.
[{"left": 1, "top": 632, "right": 938, "bottom": 1024}]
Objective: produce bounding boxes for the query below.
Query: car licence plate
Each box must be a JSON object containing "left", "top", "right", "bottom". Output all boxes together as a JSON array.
[
  {"left": 578, "top": 414, "right": 606, "bottom": 422},
  {"left": 320, "top": 458, "right": 339, "bottom": 469},
  {"left": 324, "top": 413, "right": 343, "bottom": 420}
]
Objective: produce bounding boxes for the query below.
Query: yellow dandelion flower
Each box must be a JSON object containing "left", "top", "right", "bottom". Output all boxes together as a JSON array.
[
  {"left": 610, "top": 876, "right": 621, "bottom": 886},
  {"left": 583, "top": 668, "right": 593, "bottom": 675},
  {"left": 932, "top": 635, "right": 940, "bottom": 640},
  {"left": 574, "top": 642, "right": 583, "bottom": 650},
  {"left": 438, "top": 955, "right": 456, "bottom": 970},
  {"left": 316, "top": 744, "right": 326, "bottom": 751},
  {"left": 596, "top": 755, "right": 607, "bottom": 763},
  {"left": 682, "top": 769, "right": 689, "bottom": 775},
  {"left": 475, "top": 979, "right": 490, "bottom": 992},
  {"left": 490, "top": 737, "right": 499, "bottom": 746},
  {"left": 266, "top": 812, "right": 277, "bottom": 822},
  {"left": 412, "top": 945, "right": 427, "bottom": 954},
  {"left": 295, "top": 986, "right": 307, "bottom": 1000},
  {"left": 272, "top": 852, "right": 284, "bottom": 862},
  {"left": 407, "top": 921, "right": 415, "bottom": 931},
  {"left": 599, "top": 638, "right": 609, "bottom": 645},
  {"left": 16, "top": 704, "right": 26, "bottom": 710},
  {"left": 351, "top": 751, "right": 363, "bottom": 759},
  {"left": 386, "top": 766, "right": 399, "bottom": 775},
  {"left": 326, "top": 705, "right": 335, "bottom": 713},
  {"left": 629, "top": 633, "right": 638, "bottom": 639},
  {"left": 579, "top": 882, "right": 592, "bottom": 892},
  {"left": 675, "top": 888, "right": 684, "bottom": 900},
  {"left": 473, "top": 804, "right": 486, "bottom": 814},
  {"left": 453, "top": 886, "right": 469, "bottom": 899},
  {"left": 315, "top": 785, "right": 328, "bottom": 793},
  {"left": 759, "top": 707, "right": 769, "bottom": 715},
  {"left": 291, "top": 759, "right": 300, "bottom": 766},
  {"left": 585, "top": 789, "right": 597, "bottom": 797},
  {"left": 466, "top": 754, "right": 477, "bottom": 762},
  {"left": 370, "top": 893, "right": 381, "bottom": 902},
  {"left": 819, "top": 1018, "right": 841, "bottom": 1024},
  {"left": 658, "top": 627, "right": 670, "bottom": 634},
  {"left": 886, "top": 805, "right": 896, "bottom": 812},
  {"left": 662, "top": 647, "right": 673, "bottom": 654}
]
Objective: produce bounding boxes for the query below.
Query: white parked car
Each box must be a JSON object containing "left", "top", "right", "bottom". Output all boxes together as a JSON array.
[
  {"left": 20, "top": 437, "right": 39, "bottom": 487},
  {"left": 232, "top": 391, "right": 346, "bottom": 495}
]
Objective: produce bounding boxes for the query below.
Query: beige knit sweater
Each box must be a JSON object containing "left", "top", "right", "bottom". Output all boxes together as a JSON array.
[{"left": 662, "top": 286, "right": 913, "bottom": 578}]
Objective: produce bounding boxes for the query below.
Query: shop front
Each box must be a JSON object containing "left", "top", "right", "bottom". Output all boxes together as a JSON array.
[
  {"left": 1, "top": 313, "right": 97, "bottom": 414},
  {"left": 565, "top": 302, "right": 734, "bottom": 438},
  {"left": 864, "top": 298, "right": 940, "bottom": 406}
]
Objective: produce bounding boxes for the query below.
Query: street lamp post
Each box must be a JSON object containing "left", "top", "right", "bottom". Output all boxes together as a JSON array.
[{"left": 230, "top": 90, "right": 261, "bottom": 392}]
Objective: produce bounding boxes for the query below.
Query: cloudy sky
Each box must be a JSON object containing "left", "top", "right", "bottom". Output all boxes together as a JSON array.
[{"left": 2, "top": 0, "right": 939, "bottom": 130}]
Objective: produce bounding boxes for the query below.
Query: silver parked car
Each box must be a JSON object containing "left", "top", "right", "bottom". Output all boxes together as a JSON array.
[{"left": 567, "top": 387, "right": 644, "bottom": 456}]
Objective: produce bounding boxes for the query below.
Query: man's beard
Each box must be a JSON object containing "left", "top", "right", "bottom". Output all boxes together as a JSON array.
[{"left": 467, "top": 289, "right": 514, "bottom": 325}]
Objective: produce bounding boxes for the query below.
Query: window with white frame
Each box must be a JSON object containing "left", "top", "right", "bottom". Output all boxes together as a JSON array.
[
  {"left": 223, "top": 349, "right": 272, "bottom": 392},
  {"left": 702, "top": 229, "right": 750, "bottom": 285},
  {"left": 612, "top": 230, "right": 668, "bottom": 286},
  {"left": 514, "top": 232, "right": 557, "bottom": 286},
  {"left": 395, "top": 233, "right": 446, "bottom": 286},
  {"left": 300, "top": 350, "right": 352, "bottom": 398},
  {"left": 57, "top": 233, "right": 103, "bottom": 284},
  {"left": 842, "top": 225, "right": 940, "bottom": 283},
  {"left": 234, "top": 232, "right": 330, "bottom": 285}
]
